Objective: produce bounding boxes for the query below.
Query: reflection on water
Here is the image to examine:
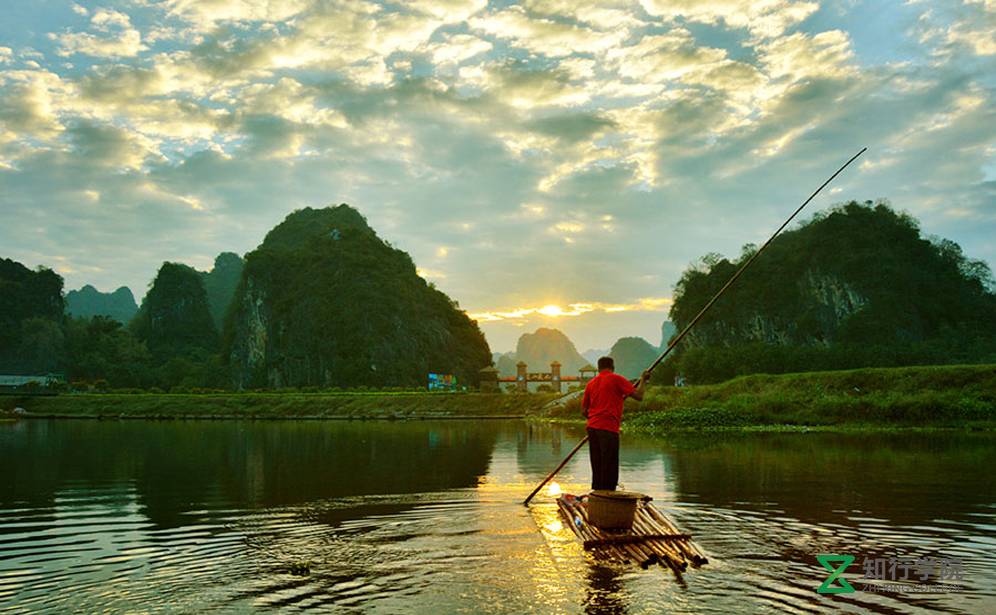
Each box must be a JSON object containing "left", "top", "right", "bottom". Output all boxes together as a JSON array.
[{"left": 1, "top": 420, "right": 994, "bottom": 613}]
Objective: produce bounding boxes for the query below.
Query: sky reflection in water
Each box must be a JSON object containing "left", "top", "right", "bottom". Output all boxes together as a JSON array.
[{"left": 0, "top": 420, "right": 994, "bottom": 613}]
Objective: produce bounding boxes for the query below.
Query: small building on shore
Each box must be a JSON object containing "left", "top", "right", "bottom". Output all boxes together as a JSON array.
[{"left": 0, "top": 373, "right": 65, "bottom": 394}]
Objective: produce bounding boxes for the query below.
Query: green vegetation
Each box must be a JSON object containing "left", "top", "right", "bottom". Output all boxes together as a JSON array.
[
  {"left": 132, "top": 262, "right": 218, "bottom": 359},
  {"left": 6, "top": 391, "right": 552, "bottom": 419},
  {"left": 198, "top": 252, "right": 243, "bottom": 331},
  {"left": 549, "top": 364, "right": 996, "bottom": 431},
  {"left": 65, "top": 316, "right": 153, "bottom": 387},
  {"left": 4, "top": 200, "right": 995, "bottom": 416},
  {"left": 4, "top": 363, "right": 992, "bottom": 429},
  {"left": 608, "top": 336, "right": 658, "bottom": 379},
  {"left": 494, "top": 351, "right": 518, "bottom": 377},
  {"left": 225, "top": 204, "right": 491, "bottom": 389},
  {"left": 0, "top": 258, "right": 64, "bottom": 374},
  {"left": 658, "top": 201, "right": 996, "bottom": 384},
  {"left": 2, "top": 204, "right": 491, "bottom": 392},
  {"left": 64, "top": 285, "right": 138, "bottom": 323}
]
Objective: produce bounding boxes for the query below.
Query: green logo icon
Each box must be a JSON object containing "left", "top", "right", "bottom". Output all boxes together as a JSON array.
[{"left": 817, "top": 554, "right": 856, "bottom": 594}]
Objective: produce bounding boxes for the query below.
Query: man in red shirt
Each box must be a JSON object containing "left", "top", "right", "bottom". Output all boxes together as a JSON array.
[{"left": 582, "top": 356, "right": 649, "bottom": 491}]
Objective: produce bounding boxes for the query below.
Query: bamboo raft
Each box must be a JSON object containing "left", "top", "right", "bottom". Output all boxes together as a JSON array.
[{"left": 557, "top": 493, "right": 707, "bottom": 578}]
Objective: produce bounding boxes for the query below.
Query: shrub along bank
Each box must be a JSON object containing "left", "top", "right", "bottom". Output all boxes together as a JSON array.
[{"left": 548, "top": 364, "right": 996, "bottom": 431}]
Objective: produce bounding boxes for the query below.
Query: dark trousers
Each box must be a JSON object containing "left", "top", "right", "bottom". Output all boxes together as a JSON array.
[{"left": 587, "top": 427, "right": 619, "bottom": 491}]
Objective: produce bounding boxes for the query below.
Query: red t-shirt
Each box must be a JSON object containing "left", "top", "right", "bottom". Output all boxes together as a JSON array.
[{"left": 583, "top": 371, "right": 636, "bottom": 433}]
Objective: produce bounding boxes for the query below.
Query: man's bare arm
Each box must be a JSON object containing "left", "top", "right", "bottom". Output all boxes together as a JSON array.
[{"left": 629, "top": 370, "right": 650, "bottom": 401}]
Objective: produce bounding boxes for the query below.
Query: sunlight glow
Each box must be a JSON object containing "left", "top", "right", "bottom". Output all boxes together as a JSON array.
[{"left": 469, "top": 297, "right": 672, "bottom": 322}]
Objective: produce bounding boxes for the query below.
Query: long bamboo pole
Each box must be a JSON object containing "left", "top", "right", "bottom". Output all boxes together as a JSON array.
[
  {"left": 643, "top": 147, "right": 867, "bottom": 375},
  {"left": 522, "top": 435, "right": 589, "bottom": 505},
  {"left": 523, "top": 148, "right": 866, "bottom": 507}
]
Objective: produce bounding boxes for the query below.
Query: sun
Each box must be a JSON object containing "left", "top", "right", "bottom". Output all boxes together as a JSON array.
[{"left": 538, "top": 304, "right": 564, "bottom": 317}]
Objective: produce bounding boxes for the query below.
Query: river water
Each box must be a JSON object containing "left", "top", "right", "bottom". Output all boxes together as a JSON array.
[{"left": 1, "top": 419, "right": 993, "bottom": 613}]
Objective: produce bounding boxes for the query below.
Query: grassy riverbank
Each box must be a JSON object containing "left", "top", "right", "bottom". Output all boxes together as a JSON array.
[
  {"left": 2, "top": 391, "right": 554, "bottom": 420},
  {"left": 3, "top": 364, "right": 993, "bottom": 428},
  {"left": 549, "top": 364, "right": 996, "bottom": 431}
]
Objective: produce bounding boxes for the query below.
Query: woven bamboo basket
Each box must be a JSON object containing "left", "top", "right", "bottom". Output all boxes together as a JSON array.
[{"left": 587, "top": 490, "right": 643, "bottom": 530}]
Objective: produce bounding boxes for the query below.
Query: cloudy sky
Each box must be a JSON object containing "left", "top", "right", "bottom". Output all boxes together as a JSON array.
[{"left": 1, "top": 0, "right": 994, "bottom": 353}]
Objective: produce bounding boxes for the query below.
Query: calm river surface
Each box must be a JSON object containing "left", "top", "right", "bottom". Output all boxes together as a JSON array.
[{"left": 1, "top": 419, "right": 994, "bottom": 614}]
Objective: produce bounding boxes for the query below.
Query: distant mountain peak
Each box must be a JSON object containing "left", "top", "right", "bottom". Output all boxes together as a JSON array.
[
  {"left": 514, "top": 327, "right": 587, "bottom": 375},
  {"left": 582, "top": 348, "right": 608, "bottom": 364},
  {"left": 608, "top": 336, "right": 658, "bottom": 379},
  {"left": 260, "top": 204, "right": 373, "bottom": 252},
  {"left": 198, "top": 252, "right": 245, "bottom": 332},
  {"left": 65, "top": 284, "right": 137, "bottom": 324},
  {"left": 213, "top": 251, "right": 243, "bottom": 268}
]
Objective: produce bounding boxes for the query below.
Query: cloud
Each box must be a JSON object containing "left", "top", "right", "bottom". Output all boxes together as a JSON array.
[
  {"left": 758, "top": 30, "right": 856, "bottom": 82},
  {"left": 163, "top": 0, "right": 313, "bottom": 29},
  {"left": 409, "top": 0, "right": 487, "bottom": 21},
  {"left": 605, "top": 30, "right": 729, "bottom": 83},
  {"left": 51, "top": 9, "right": 146, "bottom": 58},
  {"left": 67, "top": 120, "right": 162, "bottom": 169},
  {"left": 599, "top": 29, "right": 768, "bottom": 110},
  {"left": 470, "top": 297, "right": 673, "bottom": 322},
  {"left": 462, "top": 61, "right": 591, "bottom": 108},
  {"left": 525, "top": 0, "right": 646, "bottom": 28},
  {"left": 0, "top": 69, "right": 73, "bottom": 139},
  {"left": 526, "top": 112, "right": 616, "bottom": 143},
  {"left": 639, "top": 0, "right": 819, "bottom": 39},
  {"left": 0, "top": 0, "right": 993, "bottom": 352},
  {"left": 945, "top": 20, "right": 996, "bottom": 56},
  {"left": 428, "top": 33, "right": 493, "bottom": 67},
  {"left": 469, "top": 5, "right": 630, "bottom": 57},
  {"left": 417, "top": 267, "right": 447, "bottom": 279},
  {"left": 910, "top": 0, "right": 996, "bottom": 58}
]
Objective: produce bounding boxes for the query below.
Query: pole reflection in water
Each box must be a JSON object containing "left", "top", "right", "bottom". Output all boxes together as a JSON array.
[{"left": 583, "top": 564, "right": 627, "bottom": 615}]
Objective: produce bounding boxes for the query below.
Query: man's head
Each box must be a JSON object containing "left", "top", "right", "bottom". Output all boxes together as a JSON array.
[{"left": 597, "top": 356, "right": 614, "bottom": 372}]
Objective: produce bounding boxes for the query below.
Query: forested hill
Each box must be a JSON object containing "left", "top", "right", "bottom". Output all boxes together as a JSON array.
[
  {"left": 198, "top": 252, "right": 244, "bottom": 331},
  {"left": 65, "top": 285, "right": 138, "bottom": 323},
  {"left": 132, "top": 262, "right": 218, "bottom": 361},
  {"left": 224, "top": 204, "right": 492, "bottom": 389},
  {"left": 497, "top": 328, "right": 671, "bottom": 379},
  {"left": 664, "top": 201, "right": 996, "bottom": 383},
  {"left": 515, "top": 328, "right": 588, "bottom": 374},
  {"left": 0, "top": 259, "right": 64, "bottom": 373},
  {"left": 608, "top": 337, "right": 659, "bottom": 379}
]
